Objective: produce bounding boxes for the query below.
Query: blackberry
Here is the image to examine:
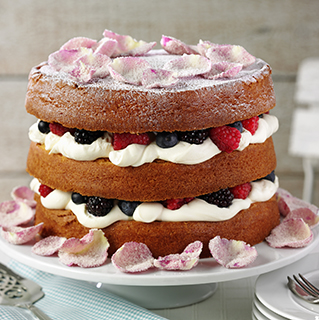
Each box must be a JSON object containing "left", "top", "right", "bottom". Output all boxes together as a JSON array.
[
  {"left": 38, "top": 120, "right": 50, "bottom": 134},
  {"left": 86, "top": 196, "right": 114, "bottom": 216},
  {"left": 177, "top": 129, "right": 210, "bottom": 144},
  {"left": 227, "top": 121, "right": 243, "bottom": 133},
  {"left": 71, "top": 192, "right": 88, "bottom": 205},
  {"left": 156, "top": 132, "right": 179, "bottom": 148},
  {"left": 118, "top": 200, "right": 141, "bottom": 216},
  {"left": 74, "top": 129, "right": 104, "bottom": 145},
  {"left": 199, "top": 189, "right": 234, "bottom": 208}
]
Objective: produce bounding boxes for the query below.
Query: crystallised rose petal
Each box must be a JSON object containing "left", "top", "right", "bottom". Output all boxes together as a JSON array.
[
  {"left": 109, "top": 57, "right": 151, "bottom": 85},
  {"left": 58, "top": 229, "right": 109, "bottom": 268},
  {"left": 141, "top": 68, "right": 179, "bottom": 88},
  {"left": 203, "top": 62, "right": 243, "bottom": 79},
  {"left": 0, "top": 200, "right": 34, "bottom": 227},
  {"left": 93, "top": 38, "right": 118, "bottom": 56},
  {"left": 48, "top": 49, "right": 89, "bottom": 72},
  {"left": 32, "top": 236, "right": 67, "bottom": 256},
  {"left": 11, "top": 186, "right": 36, "bottom": 208},
  {"left": 70, "top": 53, "right": 111, "bottom": 82},
  {"left": 209, "top": 236, "right": 257, "bottom": 269},
  {"left": 103, "top": 29, "right": 156, "bottom": 57},
  {"left": 163, "top": 54, "right": 212, "bottom": 78},
  {"left": 60, "top": 37, "right": 97, "bottom": 50},
  {"left": 206, "top": 44, "right": 256, "bottom": 67},
  {"left": 111, "top": 242, "right": 154, "bottom": 273},
  {"left": 266, "top": 218, "right": 313, "bottom": 248},
  {"left": 196, "top": 40, "right": 217, "bottom": 56},
  {"left": 154, "top": 241, "right": 202, "bottom": 271},
  {"left": 285, "top": 207, "right": 319, "bottom": 228},
  {"left": 1, "top": 223, "right": 43, "bottom": 245},
  {"left": 160, "top": 35, "right": 198, "bottom": 55},
  {"left": 276, "top": 188, "right": 318, "bottom": 217}
]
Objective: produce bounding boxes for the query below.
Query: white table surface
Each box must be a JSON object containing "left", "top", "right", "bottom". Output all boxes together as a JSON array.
[{"left": 1, "top": 246, "right": 319, "bottom": 320}]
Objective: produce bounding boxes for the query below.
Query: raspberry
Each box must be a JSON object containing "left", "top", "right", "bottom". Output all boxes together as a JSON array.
[
  {"left": 162, "top": 197, "right": 194, "bottom": 210},
  {"left": 39, "top": 184, "right": 54, "bottom": 198},
  {"left": 49, "top": 123, "right": 74, "bottom": 137},
  {"left": 242, "top": 116, "right": 259, "bottom": 135},
  {"left": 229, "top": 183, "right": 252, "bottom": 199},
  {"left": 209, "top": 126, "right": 241, "bottom": 153},
  {"left": 177, "top": 129, "right": 210, "bottom": 144},
  {"left": 112, "top": 132, "right": 152, "bottom": 150},
  {"left": 199, "top": 189, "right": 234, "bottom": 208},
  {"left": 86, "top": 196, "right": 114, "bottom": 216},
  {"left": 74, "top": 129, "right": 104, "bottom": 145}
]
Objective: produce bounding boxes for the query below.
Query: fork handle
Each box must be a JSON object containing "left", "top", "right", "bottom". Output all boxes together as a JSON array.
[{"left": 26, "top": 304, "right": 53, "bottom": 320}]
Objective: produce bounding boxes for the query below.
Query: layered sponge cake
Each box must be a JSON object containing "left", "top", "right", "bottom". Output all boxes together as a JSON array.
[{"left": 25, "top": 30, "right": 280, "bottom": 258}]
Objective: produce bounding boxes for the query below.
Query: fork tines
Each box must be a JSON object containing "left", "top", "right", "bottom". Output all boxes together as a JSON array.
[{"left": 293, "top": 273, "right": 319, "bottom": 297}]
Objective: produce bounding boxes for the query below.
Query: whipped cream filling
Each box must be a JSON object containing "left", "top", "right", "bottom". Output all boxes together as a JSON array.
[
  {"left": 29, "top": 114, "right": 279, "bottom": 167},
  {"left": 30, "top": 177, "right": 279, "bottom": 229}
]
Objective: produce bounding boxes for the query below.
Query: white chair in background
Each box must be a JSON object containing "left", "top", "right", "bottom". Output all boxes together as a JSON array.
[{"left": 289, "top": 58, "right": 319, "bottom": 203}]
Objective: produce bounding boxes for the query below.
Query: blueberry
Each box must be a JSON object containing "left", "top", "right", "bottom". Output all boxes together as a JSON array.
[
  {"left": 156, "top": 132, "right": 179, "bottom": 148},
  {"left": 264, "top": 170, "right": 276, "bottom": 182},
  {"left": 228, "top": 121, "right": 243, "bottom": 133},
  {"left": 38, "top": 120, "right": 50, "bottom": 134},
  {"left": 118, "top": 200, "right": 141, "bottom": 216},
  {"left": 71, "top": 192, "right": 87, "bottom": 204}
]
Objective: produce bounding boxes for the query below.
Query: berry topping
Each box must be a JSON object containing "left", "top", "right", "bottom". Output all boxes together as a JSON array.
[
  {"left": 242, "top": 116, "right": 259, "bottom": 135},
  {"left": 263, "top": 170, "right": 276, "bottom": 182},
  {"left": 112, "top": 132, "right": 152, "bottom": 151},
  {"left": 156, "top": 132, "right": 179, "bottom": 148},
  {"left": 49, "top": 123, "right": 74, "bottom": 137},
  {"left": 229, "top": 183, "right": 252, "bottom": 199},
  {"left": 177, "top": 129, "right": 210, "bottom": 144},
  {"left": 86, "top": 197, "right": 114, "bottom": 216},
  {"left": 227, "top": 121, "right": 243, "bottom": 133},
  {"left": 118, "top": 200, "right": 141, "bottom": 216},
  {"left": 38, "top": 121, "right": 50, "bottom": 134},
  {"left": 199, "top": 189, "right": 234, "bottom": 208},
  {"left": 74, "top": 129, "right": 104, "bottom": 145},
  {"left": 71, "top": 192, "right": 88, "bottom": 205},
  {"left": 162, "top": 197, "right": 194, "bottom": 210},
  {"left": 209, "top": 126, "right": 241, "bottom": 153},
  {"left": 39, "top": 184, "right": 54, "bottom": 198}
]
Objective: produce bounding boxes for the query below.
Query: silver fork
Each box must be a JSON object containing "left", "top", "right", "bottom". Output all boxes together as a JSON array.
[{"left": 287, "top": 273, "right": 319, "bottom": 304}]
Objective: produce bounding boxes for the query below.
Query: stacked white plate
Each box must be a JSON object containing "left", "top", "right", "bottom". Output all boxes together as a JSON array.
[{"left": 253, "top": 252, "right": 319, "bottom": 319}]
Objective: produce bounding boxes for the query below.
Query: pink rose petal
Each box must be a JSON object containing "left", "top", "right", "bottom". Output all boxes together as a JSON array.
[
  {"left": 203, "top": 62, "right": 243, "bottom": 79},
  {"left": 285, "top": 207, "right": 319, "bottom": 228},
  {"left": 11, "top": 186, "right": 36, "bottom": 208},
  {"left": 209, "top": 236, "right": 257, "bottom": 269},
  {"left": 58, "top": 229, "right": 109, "bottom": 268},
  {"left": 276, "top": 188, "right": 319, "bottom": 217},
  {"left": 0, "top": 200, "right": 34, "bottom": 227},
  {"left": 154, "top": 241, "right": 203, "bottom": 271},
  {"left": 93, "top": 38, "right": 117, "bottom": 56},
  {"left": 111, "top": 242, "right": 154, "bottom": 273},
  {"left": 266, "top": 218, "right": 313, "bottom": 248},
  {"left": 196, "top": 40, "right": 217, "bottom": 56},
  {"left": 109, "top": 57, "right": 151, "bottom": 85},
  {"left": 206, "top": 44, "right": 256, "bottom": 67},
  {"left": 160, "top": 35, "right": 198, "bottom": 55},
  {"left": 1, "top": 223, "right": 43, "bottom": 245},
  {"left": 163, "top": 54, "right": 212, "bottom": 78},
  {"left": 48, "top": 49, "right": 89, "bottom": 72},
  {"left": 32, "top": 236, "right": 67, "bottom": 256},
  {"left": 141, "top": 68, "right": 179, "bottom": 88},
  {"left": 70, "top": 53, "right": 111, "bottom": 83},
  {"left": 103, "top": 29, "right": 156, "bottom": 57},
  {"left": 60, "top": 37, "right": 97, "bottom": 50}
]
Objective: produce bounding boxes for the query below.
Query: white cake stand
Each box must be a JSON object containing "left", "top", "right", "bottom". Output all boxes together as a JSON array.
[{"left": 1, "top": 226, "right": 318, "bottom": 309}]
